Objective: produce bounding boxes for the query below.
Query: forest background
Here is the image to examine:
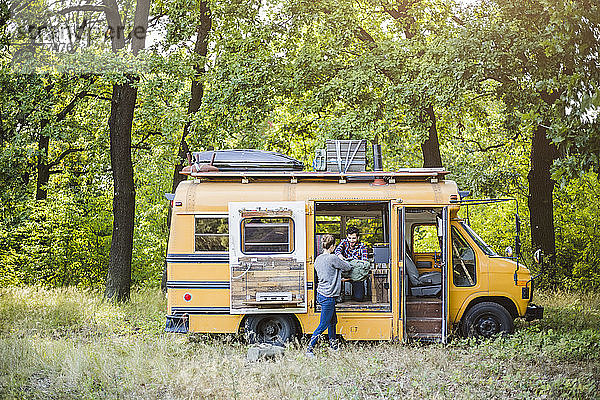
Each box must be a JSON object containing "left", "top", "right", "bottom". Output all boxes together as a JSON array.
[{"left": 1, "top": 0, "right": 599, "bottom": 297}]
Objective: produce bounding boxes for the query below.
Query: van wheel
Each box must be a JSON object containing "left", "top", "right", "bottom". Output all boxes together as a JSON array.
[
  {"left": 461, "top": 302, "right": 514, "bottom": 338},
  {"left": 244, "top": 314, "right": 295, "bottom": 345}
]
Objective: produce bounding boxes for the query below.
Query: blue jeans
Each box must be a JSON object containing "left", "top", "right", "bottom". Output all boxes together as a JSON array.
[
  {"left": 308, "top": 293, "right": 337, "bottom": 350},
  {"left": 352, "top": 280, "right": 365, "bottom": 301}
]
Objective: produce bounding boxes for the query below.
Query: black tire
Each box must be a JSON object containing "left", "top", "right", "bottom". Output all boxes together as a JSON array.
[
  {"left": 461, "top": 302, "right": 514, "bottom": 338},
  {"left": 244, "top": 314, "right": 296, "bottom": 345}
]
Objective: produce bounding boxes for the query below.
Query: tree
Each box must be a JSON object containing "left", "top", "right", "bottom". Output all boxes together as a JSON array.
[
  {"left": 452, "top": 0, "right": 600, "bottom": 268},
  {"left": 102, "top": 0, "right": 151, "bottom": 301},
  {"left": 168, "top": 0, "right": 211, "bottom": 194},
  {"left": 35, "top": 77, "right": 98, "bottom": 200},
  {"left": 262, "top": 0, "right": 464, "bottom": 168}
]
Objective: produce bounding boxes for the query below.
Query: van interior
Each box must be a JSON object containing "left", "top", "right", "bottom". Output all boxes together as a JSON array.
[
  {"left": 314, "top": 202, "right": 446, "bottom": 334},
  {"left": 314, "top": 201, "right": 391, "bottom": 311},
  {"left": 404, "top": 208, "right": 444, "bottom": 297}
]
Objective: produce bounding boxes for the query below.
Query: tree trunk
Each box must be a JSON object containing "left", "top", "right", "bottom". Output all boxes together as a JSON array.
[
  {"left": 421, "top": 104, "right": 443, "bottom": 168},
  {"left": 163, "top": 1, "right": 212, "bottom": 293},
  {"left": 102, "top": 0, "right": 150, "bottom": 301},
  {"left": 170, "top": 0, "right": 212, "bottom": 194},
  {"left": 35, "top": 92, "right": 87, "bottom": 201},
  {"left": 105, "top": 80, "right": 137, "bottom": 301},
  {"left": 381, "top": 3, "right": 442, "bottom": 168},
  {"left": 527, "top": 123, "right": 558, "bottom": 266},
  {"left": 342, "top": 3, "right": 444, "bottom": 170},
  {"left": 36, "top": 131, "right": 50, "bottom": 200}
]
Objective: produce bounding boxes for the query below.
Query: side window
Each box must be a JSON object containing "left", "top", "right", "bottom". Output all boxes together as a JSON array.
[
  {"left": 412, "top": 224, "right": 441, "bottom": 253},
  {"left": 195, "top": 217, "right": 229, "bottom": 252},
  {"left": 242, "top": 217, "right": 294, "bottom": 253},
  {"left": 451, "top": 227, "right": 476, "bottom": 287}
]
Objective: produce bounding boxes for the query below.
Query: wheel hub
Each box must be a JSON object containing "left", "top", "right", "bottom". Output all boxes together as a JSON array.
[
  {"left": 260, "top": 320, "right": 281, "bottom": 340},
  {"left": 477, "top": 316, "right": 499, "bottom": 336}
]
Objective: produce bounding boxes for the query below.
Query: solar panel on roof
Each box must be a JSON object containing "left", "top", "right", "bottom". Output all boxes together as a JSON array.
[{"left": 192, "top": 150, "right": 304, "bottom": 171}]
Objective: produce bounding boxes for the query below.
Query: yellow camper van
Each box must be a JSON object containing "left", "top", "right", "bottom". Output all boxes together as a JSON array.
[{"left": 165, "top": 145, "right": 542, "bottom": 343}]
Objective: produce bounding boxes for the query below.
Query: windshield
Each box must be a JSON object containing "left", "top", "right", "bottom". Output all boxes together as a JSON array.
[{"left": 459, "top": 222, "right": 498, "bottom": 257}]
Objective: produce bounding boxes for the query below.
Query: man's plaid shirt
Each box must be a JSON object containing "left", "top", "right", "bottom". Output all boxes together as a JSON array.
[{"left": 334, "top": 239, "right": 368, "bottom": 261}]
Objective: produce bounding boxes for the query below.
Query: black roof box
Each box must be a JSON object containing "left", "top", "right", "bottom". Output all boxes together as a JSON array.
[{"left": 192, "top": 150, "right": 304, "bottom": 171}]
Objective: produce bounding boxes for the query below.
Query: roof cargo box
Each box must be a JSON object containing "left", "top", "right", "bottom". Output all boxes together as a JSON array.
[
  {"left": 191, "top": 150, "right": 304, "bottom": 171},
  {"left": 325, "top": 139, "right": 367, "bottom": 172}
]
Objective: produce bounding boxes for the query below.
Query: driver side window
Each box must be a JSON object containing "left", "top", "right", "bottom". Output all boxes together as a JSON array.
[{"left": 451, "top": 227, "right": 476, "bottom": 287}]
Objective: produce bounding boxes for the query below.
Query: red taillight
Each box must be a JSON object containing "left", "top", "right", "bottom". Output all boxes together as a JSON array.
[{"left": 184, "top": 293, "right": 192, "bottom": 301}]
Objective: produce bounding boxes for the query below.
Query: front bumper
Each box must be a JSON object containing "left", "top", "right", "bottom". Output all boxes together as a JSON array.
[{"left": 524, "top": 304, "right": 544, "bottom": 321}]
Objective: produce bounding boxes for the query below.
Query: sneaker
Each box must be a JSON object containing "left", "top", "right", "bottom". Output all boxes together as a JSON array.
[{"left": 328, "top": 339, "right": 339, "bottom": 351}]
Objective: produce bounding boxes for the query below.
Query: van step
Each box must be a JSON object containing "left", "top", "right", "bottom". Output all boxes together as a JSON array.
[
  {"left": 406, "top": 296, "right": 442, "bottom": 301},
  {"left": 406, "top": 299, "right": 442, "bottom": 318},
  {"left": 406, "top": 317, "right": 442, "bottom": 335},
  {"left": 407, "top": 333, "right": 443, "bottom": 341}
]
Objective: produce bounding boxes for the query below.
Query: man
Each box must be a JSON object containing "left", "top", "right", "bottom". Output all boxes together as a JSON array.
[
  {"left": 335, "top": 226, "right": 368, "bottom": 301},
  {"left": 307, "top": 234, "right": 352, "bottom": 356}
]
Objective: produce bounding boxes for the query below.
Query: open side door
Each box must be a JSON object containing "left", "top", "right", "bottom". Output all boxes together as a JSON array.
[
  {"left": 440, "top": 206, "right": 449, "bottom": 343},
  {"left": 398, "top": 205, "right": 449, "bottom": 343},
  {"left": 398, "top": 206, "right": 407, "bottom": 342},
  {"left": 228, "top": 201, "right": 307, "bottom": 314}
]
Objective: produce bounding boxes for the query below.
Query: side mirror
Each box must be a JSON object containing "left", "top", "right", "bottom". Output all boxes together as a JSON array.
[
  {"left": 533, "top": 249, "right": 543, "bottom": 264},
  {"left": 505, "top": 246, "right": 513, "bottom": 258}
]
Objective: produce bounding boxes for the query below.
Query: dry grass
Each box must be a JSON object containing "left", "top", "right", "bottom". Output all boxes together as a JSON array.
[{"left": 0, "top": 287, "right": 598, "bottom": 399}]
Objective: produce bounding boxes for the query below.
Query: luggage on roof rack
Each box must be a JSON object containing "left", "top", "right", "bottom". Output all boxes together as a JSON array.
[
  {"left": 325, "top": 139, "right": 367, "bottom": 173},
  {"left": 191, "top": 150, "right": 304, "bottom": 171}
]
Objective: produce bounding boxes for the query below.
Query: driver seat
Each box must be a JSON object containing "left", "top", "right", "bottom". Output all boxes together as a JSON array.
[{"left": 405, "top": 252, "right": 442, "bottom": 297}]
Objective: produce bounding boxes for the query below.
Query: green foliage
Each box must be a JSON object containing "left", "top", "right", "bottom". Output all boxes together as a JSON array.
[
  {"left": 458, "top": 200, "right": 529, "bottom": 259},
  {"left": 457, "top": 172, "right": 600, "bottom": 292},
  {"left": 413, "top": 225, "right": 441, "bottom": 253},
  {"left": 0, "top": 0, "right": 598, "bottom": 292},
  {"left": 552, "top": 173, "right": 600, "bottom": 291},
  {"left": 0, "top": 195, "right": 112, "bottom": 288}
]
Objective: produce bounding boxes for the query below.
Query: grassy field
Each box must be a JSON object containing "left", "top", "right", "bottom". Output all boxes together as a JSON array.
[{"left": 0, "top": 287, "right": 598, "bottom": 399}]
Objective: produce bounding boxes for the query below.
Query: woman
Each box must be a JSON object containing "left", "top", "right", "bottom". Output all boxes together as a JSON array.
[{"left": 307, "top": 234, "right": 352, "bottom": 356}]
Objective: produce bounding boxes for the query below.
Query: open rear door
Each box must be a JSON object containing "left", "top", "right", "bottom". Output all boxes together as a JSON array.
[{"left": 228, "top": 201, "right": 307, "bottom": 314}]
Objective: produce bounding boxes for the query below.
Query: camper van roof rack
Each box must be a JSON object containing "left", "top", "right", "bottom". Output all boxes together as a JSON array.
[
  {"left": 184, "top": 168, "right": 450, "bottom": 183},
  {"left": 181, "top": 149, "right": 449, "bottom": 183}
]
